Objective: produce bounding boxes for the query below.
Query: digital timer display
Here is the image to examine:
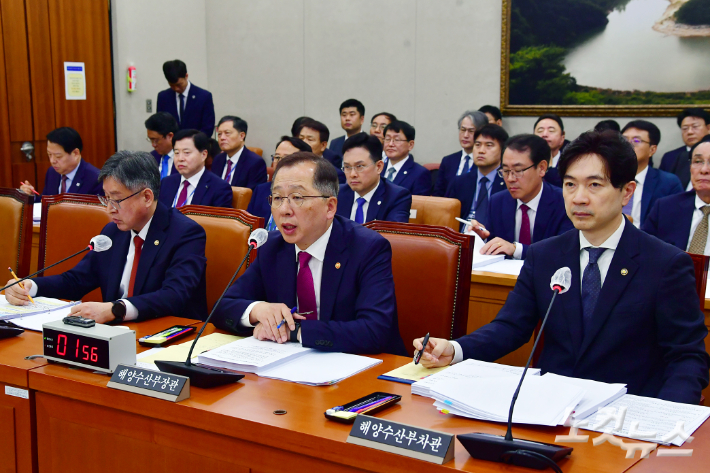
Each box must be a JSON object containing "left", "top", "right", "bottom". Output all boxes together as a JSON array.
[{"left": 43, "top": 328, "right": 110, "bottom": 370}]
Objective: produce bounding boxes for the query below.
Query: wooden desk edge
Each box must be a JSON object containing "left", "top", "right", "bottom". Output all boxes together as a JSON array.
[{"left": 471, "top": 271, "right": 518, "bottom": 287}]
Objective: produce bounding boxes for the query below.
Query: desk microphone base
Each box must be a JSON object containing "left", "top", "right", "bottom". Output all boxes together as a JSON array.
[
  {"left": 457, "top": 432, "right": 572, "bottom": 470},
  {"left": 155, "top": 361, "right": 244, "bottom": 389}
]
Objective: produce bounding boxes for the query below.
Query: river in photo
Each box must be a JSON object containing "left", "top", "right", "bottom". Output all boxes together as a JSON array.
[{"left": 562, "top": 0, "right": 710, "bottom": 92}]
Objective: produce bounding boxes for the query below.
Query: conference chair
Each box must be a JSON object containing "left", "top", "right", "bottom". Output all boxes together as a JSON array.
[
  {"left": 247, "top": 147, "right": 263, "bottom": 157},
  {"left": 266, "top": 167, "right": 274, "bottom": 181},
  {"left": 231, "top": 187, "right": 252, "bottom": 211},
  {"left": 364, "top": 221, "right": 473, "bottom": 356},
  {"left": 178, "top": 205, "right": 264, "bottom": 311},
  {"left": 687, "top": 252, "right": 710, "bottom": 309},
  {"left": 0, "top": 188, "right": 34, "bottom": 278},
  {"left": 409, "top": 195, "right": 460, "bottom": 231},
  {"left": 423, "top": 162, "right": 440, "bottom": 195},
  {"left": 38, "top": 194, "right": 111, "bottom": 302}
]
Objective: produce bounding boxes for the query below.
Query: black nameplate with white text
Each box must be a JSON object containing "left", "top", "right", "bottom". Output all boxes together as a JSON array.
[{"left": 107, "top": 364, "right": 189, "bottom": 402}]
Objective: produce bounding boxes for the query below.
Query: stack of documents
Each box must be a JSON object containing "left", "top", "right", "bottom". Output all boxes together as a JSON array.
[
  {"left": 0, "top": 296, "right": 80, "bottom": 331},
  {"left": 33, "top": 202, "right": 42, "bottom": 224},
  {"left": 136, "top": 333, "right": 244, "bottom": 371},
  {"left": 470, "top": 234, "right": 505, "bottom": 270},
  {"left": 473, "top": 259, "right": 525, "bottom": 276},
  {"left": 544, "top": 373, "right": 626, "bottom": 420},
  {"left": 378, "top": 362, "right": 449, "bottom": 384}
]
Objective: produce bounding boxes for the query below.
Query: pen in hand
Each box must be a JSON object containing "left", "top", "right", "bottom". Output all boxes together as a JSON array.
[
  {"left": 19, "top": 182, "right": 40, "bottom": 196},
  {"left": 276, "top": 306, "right": 313, "bottom": 329},
  {"left": 455, "top": 217, "right": 485, "bottom": 232},
  {"left": 414, "top": 332, "right": 430, "bottom": 365},
  {"left": 8, "top": 267, "right": 35, "bottom": 305}
]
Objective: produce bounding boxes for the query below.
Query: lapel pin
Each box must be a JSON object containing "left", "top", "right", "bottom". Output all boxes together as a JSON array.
[
  {"left": 621, "top": 268, "right": 628, "bottom": 276},
  {"left": 377, "top": 201, "right": 381, "bottom": 205},
  {"left": 335, "top": 262, "right": 341, "bottom": 269},
  {"left": 76, "top": 182, "right": 81, "bottom": 187},
  {"left": 154, "top": 240, "right": 159, "bottom": 246},
  {"left": 192, "top": 95, "right": 195, "bottom": 99},
  {"left": 403, "top": 171, "right": 408, "bottom": 175}
]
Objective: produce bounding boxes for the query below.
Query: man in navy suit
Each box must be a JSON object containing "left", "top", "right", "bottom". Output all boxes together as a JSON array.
[
  {"left": 465, "top": 134, "right": 573, "bottom": 260},
  {"left": 158, "top": 129, "right": 232, "bottom": 209},
  {"left": 6, "top": 151, "right": 208, "bottom": 323},
  {"left": 212, "top": 116, "right": 267, "bottom": 190},
  {"left": 145, "top": 112, "right": 179, "bottom": 179},
  {"left": 156, "top": 60, "right": 215, "bottom": 137},
  {"left": 381, "top": 121, "right": 431, "bottom": 196},
  {"left": 336, "top": 133, "right": 411, "bottom": 224},
  {"left": 416, "top": 131, "right": 709, "bottom": 404},
  {"left": 329, "top": 99, "right": 365, "bottom": 158},
  {"left": 20, "top": 127, "right": 103, "bottom": 201},
  {"left": 433, "top": 110, "right": 489, "bottom": 197},
  {"left": 212, "top": 152, "right": 406, "bottom": 355},
  {"left": 659, "top": 108, "right": 710, "bottom": 190},
  {"left": 295, "top": 118, "right": 344, "bottom": 172},
  {"left": 643, "top": 137, "right": 710, "bottom": 254},
  {"left": 248, "top": 136, "right": 313, "bottom": 230},
  {"left": 446, "top": 124, "right": 508, "bottom": 230},
  {"left": 479, "top": 105, "right": 503, "bottom": 126},
  {"left": 369, "top": 112, "right": 397, "bottom": 148},
  {"left": 620, "top": 120, "right": 682, "bottom": 228},
  {"left": 534, "top": 114, "right": 566, "bottom": 188}
]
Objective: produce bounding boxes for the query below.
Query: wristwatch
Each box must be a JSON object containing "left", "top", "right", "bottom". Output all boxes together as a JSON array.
[
  {"left": 111, "top": 300, "right": 126, "bottom": 323},
  {"left": 289, "top": 322, "right": 301, "bottom": 343}
]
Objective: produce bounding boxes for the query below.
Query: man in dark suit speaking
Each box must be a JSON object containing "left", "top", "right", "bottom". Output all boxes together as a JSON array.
[
  {"left": 212, "top": 152, "right": 407, "bottom": 355},
  {"left": 415, "top": 131, "right": 709, "bottom": 404},
  {"left": 6, "top": 151, "right": 208, "bottom": 323},
  {"left": 156, "top": 60, "right": 215, "bottom": 137}
]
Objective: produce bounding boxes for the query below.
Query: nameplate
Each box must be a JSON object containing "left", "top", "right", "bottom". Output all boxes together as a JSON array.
[
  {"left": 107, "top": 364, "right": 190, "bottom": 402},
  {"left": 346, "top": 415, "right": 454, "bottom": 464}
]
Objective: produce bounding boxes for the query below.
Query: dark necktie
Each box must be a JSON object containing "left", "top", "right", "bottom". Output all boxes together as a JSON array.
[
  {"left": 355, "top": 197, "right": 366, "bottom": 224},
  {"left": 224, "top": 160, "right": 233, "bottom": 182},
  {"left": 461, "top": 155, "right": 471, "bottom": 175},
  {"left": 127, "top": 236, "right": 144, "bottom": 297},
  {"left": 176, "top": 181, "right": 190, "bottom": 208},
  {"left": 179, "top": 93, "right": 185, "bottom": 124},
  {"left": 582, "top": 247, "right": 606, "bottom": 333},
  {"left": 474, "top": 176, "right": 489, "bottom": 228},
  {"left": 297, "top": 252, "right": 317, "bottom": 320},
  {"left": 61, "top": 175, "right": 68, "bottom": 194},
  {"left": 519, "top": 203, "right": 532, "bottom": 246}
]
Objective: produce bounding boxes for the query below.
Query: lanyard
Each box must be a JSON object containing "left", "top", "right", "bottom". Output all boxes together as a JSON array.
[{"left": 172, "top": 182, "right": 197, "bottom": 208}]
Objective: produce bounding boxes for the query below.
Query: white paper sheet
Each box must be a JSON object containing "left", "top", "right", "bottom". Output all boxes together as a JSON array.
[
  {"left": 33, "top": 202, "right": 42, "bottom": 222},
  {"left": 473, "top": 259, "right": 525, "bottom": 276},
  {"left": 10, "top": 307, "right": 75, "bottom": 331},
  {"left": 471, "top": 234, "right": 505, "bottom": 270},
  {"left": 543, "top": 373, "right": 627, "bottom": 420},
  {"left": 259, "top": 352, "right": 383, "bottom": 385},
  {"left": 0, "top": 296, "right": 80, "bottom": 319},
  {"left": 196, "top": 336, "right": 312, "bottom": 373}
]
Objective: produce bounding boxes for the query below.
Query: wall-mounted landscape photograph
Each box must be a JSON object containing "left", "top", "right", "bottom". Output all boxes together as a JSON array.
[{"left": 501, "top": 0, "right": 710, "bottom": 116}]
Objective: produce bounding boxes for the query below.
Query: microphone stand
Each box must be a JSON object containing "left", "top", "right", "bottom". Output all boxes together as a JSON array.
[
  {"left": 155, "top": 241, "right": 257, "bottom": 388},
  {"left": 0, "top": 246, "right": 92, "bottom": 293}
]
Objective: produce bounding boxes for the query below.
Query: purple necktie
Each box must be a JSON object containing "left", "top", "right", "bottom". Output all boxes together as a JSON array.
[
  {"left": 297, "top": 252, "right": 317, "bottom": 320},
  {"left": 224, "top": 160, "right": 233, "bottom": 182},
  {"left": 61, "top": 175, "right": 68, "bottom": 194},
  {"left": 519, "top": 203, "right": 532, "bottom": 246},
  {"left": 176, "top": 181, "right": 190, "bottom": 207}
]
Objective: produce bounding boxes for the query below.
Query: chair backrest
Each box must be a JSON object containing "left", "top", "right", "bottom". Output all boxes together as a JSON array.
[
  {"left": 686, "top": 252, "right": 709, "bottom": 309},
  {"left": 247, "top": 147, "right": 263, "bottom": 157},
  {"left": 231, "top": 187, "right": 252, "bottom": 211},
  {"left": 0, "top": 188, "right": 34, "bottom": 277},
  {"left": 409, "top": 196, "right": 460, "bottom": 231},
  {"left": 364, "top": 221, "right": 473, "bottom": 356},
  {"left": 38, "top": 194, "right": 112, "bottom": 302},
  {"left": 179, "top": 205, "right": 264, "bottom": 311},
  {"left": 267, "top": 166, "right": 274, "bottom": 181}
]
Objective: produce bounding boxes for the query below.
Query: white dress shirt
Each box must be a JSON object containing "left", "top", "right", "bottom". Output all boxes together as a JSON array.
[
  {"left": 456, "top": 150, "right": 474, "bottom": 176},
  {"left": 58, "top": 161, "right": 80, "bottom": 194},
  {"left": 240, "top": 222, "right": 335, "bottom": 332},
  {"left": 175, "top": 82, "right": 191, "bottom": 122},
  {"left": 172, "top": 167, "right": 205, "bottom": 207},
  {"left": 158, "top": 150, "right": 175, "bottom": 177},
  {"left": 349, "top": 181, "right": 379, "bottom": 222},
  {"left": 550, "top": 151, "right": 561, "bottom": 168},
  {"left": 686, "top": 194, "right": 710, "bottom": 256},
  {"left": 511, "top": 184, "right": 544, "bottom": 260},
  {"left": 629, "top": 165, "right": 648, "bottom": 228},
  {"left": 384, "top": 155, "right": 410, "bottom": 181},
  {"left": 686, "top": 146, "right": 694, "bottom": 192},
  {"left": 221, "top": 146, "right": 245, "bottom": 181}
]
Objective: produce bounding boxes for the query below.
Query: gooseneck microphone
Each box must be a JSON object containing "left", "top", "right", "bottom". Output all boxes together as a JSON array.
[
  {"left": 458, "top": 267, "right": 573, "bottom": 472},
  {"left": 0, "top": 235, "right": 113, "bottom": 294},
  {"left": 156, "top": 228, "right": 268, "bottom": 388}
]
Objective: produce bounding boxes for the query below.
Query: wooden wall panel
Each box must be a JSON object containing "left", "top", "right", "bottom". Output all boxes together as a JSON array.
[
  {"left": 25, "top": 0, "right": 55, "bottom": 140},
  {"left": 0, "top": 1, "right": 15, "bottom": 188}
]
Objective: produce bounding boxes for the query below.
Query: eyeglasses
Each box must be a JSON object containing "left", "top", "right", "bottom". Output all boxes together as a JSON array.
[
  {"left": 682, "top": 124, "right": 704, "bottom": 133},
  {"left": 98, "top": 189, "right": 145, "bottom": 210},
  {"left": 269, "top": 192, "right": 328, "bottom": 208},
  {"left": 342, "top": 163, "right": 374, "bottom": 173},
  {"left": 145, "top": 137, "right": 161, "bottom": 145},
  {"left": 459, "top": 127, "right": 476, "bottom": 135},
  {"left": 691, "top": 159, "right": 710, "bottom": 169},
  {"left": 370, "top": 123, "right": 388, "bottom": 131},
  {"left": 384, "top": 137, "right": 409, "bottom": 144},
  {"left": 498, "top": 163, "right": 536, "bottom": 179},
  {"left": 623, "top": 137, "right": 650, "bottom": 147}
]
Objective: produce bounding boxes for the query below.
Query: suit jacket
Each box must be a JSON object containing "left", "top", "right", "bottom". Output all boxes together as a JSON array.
[
  {"left": 433, "top": 151, "right": 465, "bottom": 197},
  {"left": 660, "top": 146, "right": 691, "bottom": 189},
  {"left": 247, "top": 181, "right": 272, "bottom": 223},
  {"left": 156, "top": 83, "right": 215, "bottom": 136},
  {"left": 158, "top": 169, "right": 233, "bottom": 209},
  {"left": 150, "top": 150, "right": 178, "bottom": 177},
  {"left": 455, "top": 220, "right": 709, "bottom": 404},
  {"left": 329, "top": 135, "right": 346, "bottom": 158},
  {"left": 39, "top": 159, "right": 104, "bottom": 202},
  {"left": 211, "top": 148, "right": 267, "bottom": 190},
  {"left": 336, "top": 179, "right": 412, "bottom": 223},
  {"left": 660, "top": 145, "right": 686, "bottom": 173},
  {"left": 211, "top": 215, "right": 407, "bottom": 355},
  {"left": 33, "top": 202, "right": 208, "bottom": 321},
  {"left": 638, "top": 167, "right": 683, "bottom": 226},
  {"left": 641, "top": 190, "right": 696, "bottom": 251},
  {"left": 445, "top": 170, "right": 507, "bottom": 230},
  {"left": 381, "top": 156, "right": 431, "bottom": 196},
  {"left": 487, "top": 181, "right": 574, "bottom": 259},
  {"left": 323, "top": 148, "right": 344, "bottom": 173}
]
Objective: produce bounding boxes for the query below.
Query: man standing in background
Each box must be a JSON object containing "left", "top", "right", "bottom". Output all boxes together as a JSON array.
[{"left": 156, "top": 59, "right": 215, "bottom": 137}]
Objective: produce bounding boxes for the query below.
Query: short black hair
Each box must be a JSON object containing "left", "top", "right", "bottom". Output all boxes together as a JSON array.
[
  {"left": 474, "top": 124, "right": 509, "bottom": 149},
  {"left": 594, "top": 120, "right": 620, "bottom": 133},
  {"left": 291, "top": 116, "right": 311, "bottom": 137},
  {"left": 340, "top": 99, "right": 365, "bottom": 117},
  {"left": 172, "top": 129, "right": 211, "bottom": 153},
  {"left": 144, "top": 112, "right": 179, "bottom": 137},
  {"left": 384, "top": 120, "right": 415, "bottom": 141},
  {"left": 534, "top": 113, "right": 565, "bottom": 132},
  {"left": 342, "top": 132, "right": 384, "bottom": 163},
  {"left": 504, "top": 134, "right": 551, "bottom": 166},
  {"left": 478, "top": 105, "right": 502, "bottom": 122},
  {"left": 46, "top": 127, "right": 83, "bottom": 154},
  {"left": 677, "top": 107, "right": 710, "bottom": 127},
  {"left": 299, "top": 119, "right": 330, "bottom": 143},
  {"left": 272, "top": 151, "right": 339, "bottom": 197},
  {"left": 99, "top": 150, "right": 160, "bottom": 200},
  {"left": 275, "top": 136, "right": 312, "bottom": 153},
  {"left": 217, "top": 115, "right": 248, "bottom": 136},
  {"left": 371, "top": 112, "right": 397, "bottom": 124},
  {"left": 622, "top": 120, "right": 661, "bottom": 146},
  {"left": 558, "top": 130, "right": 637, "bottom": 189},
  {"left": 162, "top": 60, "right": 187, "bottom": 83},
  {"left": 689, "top": 134, "right": 710, "bottom": 157},
  {"left": 207, "top": 138, "right": 221, "bottom": 159}
]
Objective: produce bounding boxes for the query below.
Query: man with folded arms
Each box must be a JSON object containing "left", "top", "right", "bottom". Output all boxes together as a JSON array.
[
  {"left": 6, "top": 151, "right": 208, "bottom": 323},
  {"left": 415, "top": 131, "right": 708, "bottom": 404},
  {"left": 212, "top": 152, "right": 407, "bottom": 355}
]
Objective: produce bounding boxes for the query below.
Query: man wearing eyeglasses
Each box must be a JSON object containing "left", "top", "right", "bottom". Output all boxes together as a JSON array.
[
  {"left": 212, "top": 116, "right": 267, "bottom": 190},
  {"left": 369, "top": 112, "right": 397, "bottom": 147},
  {"left": 5, "top": 151, "right": 208, "bottom": 324},
  {"left": 660, "top": 108, "right": 710, "bottom": 190},
  {"left": 212, "top": 152, "right": 407, "bottom": 355},
  {"left": 465, "top": 134, "right": 573, "bottom": 260},
  {"left": 145, "top": 112, "right": 179, "bottom": 179},
  {"left": 381, "top": 121, "right": 431, "bottom": 196},
  {"left": 620, "top": 121, "right": 682, "bottom": 228},
  {"left": 336, "top": 133, "right": 411, "bottom": 224}
]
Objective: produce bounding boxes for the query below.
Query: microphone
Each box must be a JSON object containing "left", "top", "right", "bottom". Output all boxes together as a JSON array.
[
  {"left": 155, "top": 228, "right": 269, "bottom": 388},
  {"left": 458, "top": 267, "right": 574, "bottom": 472},
  {"left": 0, "top": 235, "right": 113, "bottom": 294}
]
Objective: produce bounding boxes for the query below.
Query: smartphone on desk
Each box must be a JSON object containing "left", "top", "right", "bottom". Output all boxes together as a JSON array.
[{"left": 138, "top": 325, "right": 195, "bottom": 347}]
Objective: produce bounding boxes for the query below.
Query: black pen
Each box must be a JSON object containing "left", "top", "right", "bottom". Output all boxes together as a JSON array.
[{"left": 414, "top": 332, "right": 430, "bottom": 365}]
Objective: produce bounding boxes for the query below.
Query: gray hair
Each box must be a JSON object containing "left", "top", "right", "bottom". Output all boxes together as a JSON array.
[
  {"left": 98, "top": 150, "right": 161, "bottom": 200},
  {"left": 272, "top": 152, "right": 339, "bottom": 198},
  {"left": 458, "top": 110, "right": 489, "bottom": 130}
]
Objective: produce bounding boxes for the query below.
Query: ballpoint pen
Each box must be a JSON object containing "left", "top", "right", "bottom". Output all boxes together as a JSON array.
[
  {"left": 276, "top": 306, "right": 313, "bottom": 329},
  {"left": 455, "top": 217, "right": 486, "bottom": 232}
]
